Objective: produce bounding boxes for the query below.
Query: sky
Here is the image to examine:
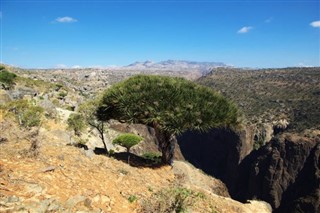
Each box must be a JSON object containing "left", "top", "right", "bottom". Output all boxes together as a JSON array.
[{"left": 0, "top": 0, "right": 319, "bottom": 68}]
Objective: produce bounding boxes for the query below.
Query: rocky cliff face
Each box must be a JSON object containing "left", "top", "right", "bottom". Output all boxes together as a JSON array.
[
  {"left": 276, "top": 142, "right": 320, "bottom": 213},
  {"left": 177, "top": 127, "right": 253, "bottom": 192},
  {"left": 234, "top": 134, "right": 319, "bottom": 212},
  {"left": 178, "top": 130, "right": 320, "bottom": 212}
]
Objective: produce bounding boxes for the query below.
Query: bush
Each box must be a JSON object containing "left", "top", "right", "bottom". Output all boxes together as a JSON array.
[
  {"left": 0, "top": 68, "right": 17, "bottom": 88},
  {"left": 58, "top": 91, "right": 67, "bottom": 100},
  {"left": 4, "top": 100, "right": 44, "bottom": 128},
  {"left": 142, "top": 152, "right": 162, "bottom": 164},
  {"left": 54, "top": 83, "right": 64, "bottom": 91},
  {"left": 128, "top": 195, "right": 138, "bottom": 203},
  {"left": 140, "top": 186, "right": 205, "bottom": 213},
  {"left": 67, "top": 113, "right": 86, "bottom": 136}
]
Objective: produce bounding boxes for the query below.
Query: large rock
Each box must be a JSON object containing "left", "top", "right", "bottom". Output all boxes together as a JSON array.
[
  {"left": 7, "top": 86, "right": 38, "bottom": 100},
  {"left": 234, "top": 134, "right": 319, "bottom": 211},
  {"left": 110, "top": 122, "right": 184, "bottom": 160}
]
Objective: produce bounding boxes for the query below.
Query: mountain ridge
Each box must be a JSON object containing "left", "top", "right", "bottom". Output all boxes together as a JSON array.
[{"left": 124, "top": 60, "right": 228, "bottom": 74}]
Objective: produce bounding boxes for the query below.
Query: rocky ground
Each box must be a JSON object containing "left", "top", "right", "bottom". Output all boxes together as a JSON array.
[{"left": 0, "top": 118, "right": 271, "bottom": 213}]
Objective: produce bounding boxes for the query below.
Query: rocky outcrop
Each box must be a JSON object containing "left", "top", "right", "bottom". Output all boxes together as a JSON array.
[
  {"left": 178, "top": 128, "right": 320, "bottom": 212},
  {"left": 275, "top": 142, "right": 320, "bottom": 213},
  {"left": 110, "top": 122, "right": 184, "bottom": 160},
  {"left": 7, "top": 86, "right": 38, "bottom": 100},
  {"left": 177, "top": 127, "right": 254, "bottom": 192},
  {"left": 233, "top": 134, "right": 319, "bottom": 211}
]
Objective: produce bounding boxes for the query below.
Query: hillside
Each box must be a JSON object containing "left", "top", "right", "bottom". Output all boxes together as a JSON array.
[
  {"left": 0, "top": 66, "right": 273, "bottom": 212},
  {"left": 198, "top": 67, "right": 320, "bottom": 131},
  {"left": 0, "top": 118, "right": 271, "bottom": 212}
]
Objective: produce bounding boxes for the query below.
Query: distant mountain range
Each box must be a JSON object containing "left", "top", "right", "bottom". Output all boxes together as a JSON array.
[{"left": 123, "top": 60, "right": 229, "bottom": 74}]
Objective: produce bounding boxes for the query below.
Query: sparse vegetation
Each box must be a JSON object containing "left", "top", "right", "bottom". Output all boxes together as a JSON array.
[
  {"left": 67, "top": 113, "right": 86, "bottom": 136},
  {"left": 97, "top": 75, "right": 239, "bottom": 164},
  {"left": 199, "top": 67, "right": 320, "bottom": 131},
  {"left": 140, "top": 186, "right": 206, "bottom": 213},
  {"left": 128, "top": 195, "right": 138, "bottom": 203},
  {"left": 58, "top": 91, "right": 68, "bottom": 100},
  {"left": 3, "top": 100, "right": 44, "bottom": 128},
  {"left": 142, "top": 152, "right": 162, "bottom": 164},
  {"left": 78, "top": 97, "right": 109, "bottom": 154},
  {"left": 2, "top": 99, "right": 44, "bottom": 157}
]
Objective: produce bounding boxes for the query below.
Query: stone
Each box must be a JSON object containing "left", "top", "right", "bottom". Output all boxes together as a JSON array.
[
  {"left": 100, "top": 195, "right": 110, "bottom": 204},
  {"left": 41, "top": 166, "right": 56, "bottom": 173},
  {"left": 25, "top": 183, "right": 43, "bottom": 194},
  {"left": 7, "top": 195, "right": 20, "bottom": 203},
  {"left": 65, "top": 195, "right": 86, "bottom": 209}
]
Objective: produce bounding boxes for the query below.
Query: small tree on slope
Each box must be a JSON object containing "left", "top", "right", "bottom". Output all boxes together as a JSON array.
[
  {"left": 113, "top": 133, "right": 143, "bottom": 164},
  {"left": 78, "top": 97, "right": 109, "bottom": 154},
  {"left": 96, "top": 75, "right": 239, "bottom": 164}
]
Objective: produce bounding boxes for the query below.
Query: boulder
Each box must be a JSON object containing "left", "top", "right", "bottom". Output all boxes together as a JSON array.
[{"left": 110, "top": 122, "right": 184, "bottom": 160}]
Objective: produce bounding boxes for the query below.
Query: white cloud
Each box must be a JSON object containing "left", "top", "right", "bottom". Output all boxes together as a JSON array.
[
  {"left": 298, "top": 62, "right": 312, "bottom": 67},
  {"left": 55, "top": 64, "right": 68, "bottom": 69},
  {"left": 310, "top": 20, "right": 320, "bottom": 28},
  {"left": 237, "top": 26, "right": 253, "bottom": 34},
  {"left": 89, "top": 65, "right": 104, "bottom": 69},
  {"left": 265, "top": 17, "right": 273, "bottom": 23},
  {"left": 55, "top": 16, "right": 77, "bottom": 23},
  {"left": 71, "top": 65, "right": 82, "bottom": 69}
]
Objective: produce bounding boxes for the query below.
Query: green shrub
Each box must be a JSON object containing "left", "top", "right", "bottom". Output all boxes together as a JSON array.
[
  {"left": 58, "top": 91, "right": 67, "bottom": 99},
  {"left": 140, "top": 186, "right": 205, "bottom": 213},
  {"left": 109, "top": 149, "right": 115, "bottom": 156},
  {"left": 142, "top": 152, "right": 162, "bottom": 164},
  {"left": 0, "top": 68, "right": 17, "bottom": 88},
  {"left": 128, "top": 195, "right": 138, "bottom": 203},
  {"left": 67, "top": 113, "right": 86, "bottom": 136},
  {"left": 4, "top": 100, "right": 44, "bottom": 128},
  {"left": 54, "top": 83, "right": 64, "bottom": 91}
]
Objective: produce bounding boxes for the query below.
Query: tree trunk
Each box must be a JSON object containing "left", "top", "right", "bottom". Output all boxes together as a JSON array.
[
  {"left": 153, "top": 124, "right": 176, "bottom": 165},
  {"left": 89, "top": 121, "right": 108, "bottom": 154},
  {"left": 99, "top": 122, "right": 108, "bottom": 154}
]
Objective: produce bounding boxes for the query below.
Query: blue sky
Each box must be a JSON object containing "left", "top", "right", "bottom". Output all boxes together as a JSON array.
[{"left": 1, "top": 0, "right": 319, "bottom": 68}]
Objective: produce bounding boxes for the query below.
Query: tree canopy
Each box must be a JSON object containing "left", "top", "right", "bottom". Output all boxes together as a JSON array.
[
  {"left": 113, "top": 133, "right": 143, "bottom": 153},
  {"left": 97, "top": 75, "right": 239, "bottom": 164}
]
